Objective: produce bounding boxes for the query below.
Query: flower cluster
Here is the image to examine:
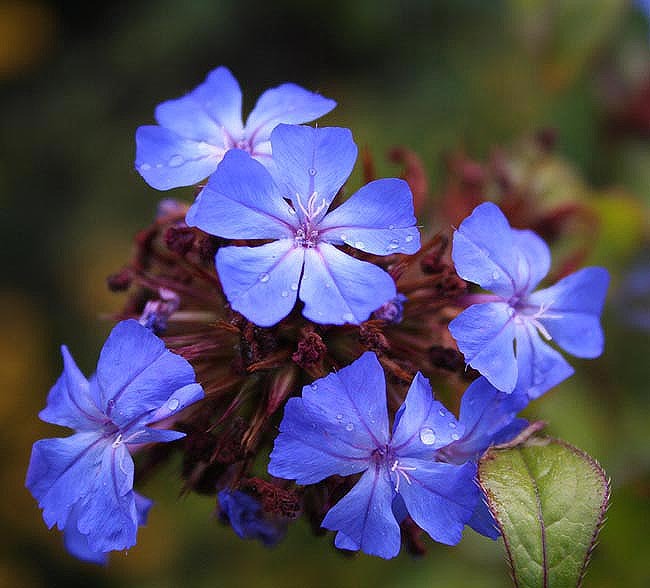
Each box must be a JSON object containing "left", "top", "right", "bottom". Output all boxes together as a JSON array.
[{"left": 27, "top": 66, "right": 609, "bottom": 562}]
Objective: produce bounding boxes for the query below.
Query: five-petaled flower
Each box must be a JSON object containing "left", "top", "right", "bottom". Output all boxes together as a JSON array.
[
  {"left": 135, "top": 66, "right": 336, "bottom": 190},
  {"left": 25, "top": 320, "right": 204, "bottom": 562},
  {"left": 186, "top": 124, "right": 421, "bottom": 326},
  {"left": 449, "top": 202, "right": 609, "bottom": 397},
  {"left": 268, "top": 352, "right": 478, "bottom": 559}
]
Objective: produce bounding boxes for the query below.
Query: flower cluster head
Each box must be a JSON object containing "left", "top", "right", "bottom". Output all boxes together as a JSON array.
[
  {"left": 449, "top": 202, "right": 609, "bottom": 397},
  {"left": 29, "top": 66, "right": 612, "bottom": 566},
  {"left": 26, "top": 320, "right": 204, "bottom": 562},
  {"left": 135, "top": 66, "right": 336, "bottom": 190},
  {"left": 186, "top": 124, "right": 421, "bottom": 326}
]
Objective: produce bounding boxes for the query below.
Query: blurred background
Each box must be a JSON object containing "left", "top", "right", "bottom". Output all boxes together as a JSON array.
[{"left": 2, "top": 0, "right": 649, "bottom": 586}]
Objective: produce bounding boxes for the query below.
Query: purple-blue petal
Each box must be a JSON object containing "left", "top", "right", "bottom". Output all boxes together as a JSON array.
[
  {"left": 26, "top": 432, "right": 108, "bottom": 530},
  {"left": 449, "top": 302, "right": 518, "bottom": 393},
  {"left": 528, "top": 267, "right": 609, "bottom": 358},
  {"left": 391, "top": 373, "right": 464, "bottom": 456},
  {"left": 270, "top": 125, "right": 357, "bottom": 217},
  {"left": 245, "top": 83, "right": 336, "bottom": 146},
  {"left": 321, "top": 465, "right": 401, "bottom": 559},
  {"left": 512, "top": 229, "right": 551, "bottom": 295},
  {"left": 95, "top": 320, "right": 197, "bottom": 428},
  {"left": 396, "top": 459, "right": 478, "bottom": 546},
  {"left": 135, "top": 126, "right": 224, "bottom": 190},
  {"left": 467, "top": 497, "right": 500, "bottom": 540},
  {"left": 268, "top": 397, "right": 371, "bottom": 484},
  {"left": 318, "top": 178, "right": 421, "bottom": 255},
  {"left": 514, "top": 322, "right": 574, "bottom": 399},
  {"left": 147, "top": 382, "right": 204, "bottom": 425},
  {"left": 39, "top": 346, "right": 104, "bottom": 431},
  {"left": 216, "top": 240, "right": 304, "bottom": 327},
  {"left": 300, "top": 244, "right": 396, "bottom": 325},
  {"left": 442, "top": 377, "right": 527, "bottom": 463},
  {"left": 63, "top": 503, "right": 109, "bottom": 565},
  {"left": 452, "top": 202, "right": 519, "bottom": 298},
  {"left": 185, "top": 149, "right": 296, "bottom": 240}
]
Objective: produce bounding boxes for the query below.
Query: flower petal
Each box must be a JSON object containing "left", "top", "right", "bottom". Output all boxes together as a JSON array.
[
  {"left": 245, "top": 83, "right": 336, "bottom": 146},
  {"left": 449, "top": 302, "right": 518, "bottom": 392},
  {"left": 75, "top": 443, "right": 139, "bottom": 552},
  {"left": 512, "top": 229, "right": 551, "bottom": 295},
  {"left": 135, "top": 126, "right": 224, "bottom": 190},
  {"left": 321, "top": 465, "right": 401, "bottom": 559},
  {"left": 185, "top": 149, "right": 296, "bottom": 239},
  {"left": 156, "top": 66, "right": 243, "bottom": 139},
  {"left": 452, "top": 202, "right": 519, "bottom": 298},
  {"left": 467, "top": 498, "right": 500, "bottom": 540},
  {"left": 26, "top": 432, "right": 108, "bottom": 530},
  {"left": 300, "top": 243, "right": 396, "bottom": 325},
  {"left": 397, "top": 459, "right": 477, "bottom": 546},
  {"left": 39, "top": 346, "right": 104, "bottom": 430},
  {"left": 529, "top": 267, "right": 609, "bottom": 358},
  {"left": 216, "top": 240, "right": 304, "bottom": 327},
  {"left": 63, "top": 503, "right": 109, "bottom": 565},
  {"left": 270, "top": 125, "right": 357, "bottom": 216},
  {"left": 95, "top": 320, "right": 197, "bottom": 428},
  {"left": 441, "top": 377, "right": 527, "bottom": 463},
  {"left": 514, "top": 322, "right": 574, "bottom": 399},
  {"left": 318, "top": 179, "right": 421, "bottom": 255},
  {"left": 147, "top": 382, "right": 205, "bottom": 424},
  {"left": 268, "top": 397, "right": 371, "bottom": 484},
  {"left": 391, "top": 372, "right": 464, "bottom": 456}
]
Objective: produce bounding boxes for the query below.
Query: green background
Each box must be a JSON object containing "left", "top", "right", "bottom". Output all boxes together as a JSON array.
[{"left": 1, "top": 0, "right": 649, "bottom": 586}]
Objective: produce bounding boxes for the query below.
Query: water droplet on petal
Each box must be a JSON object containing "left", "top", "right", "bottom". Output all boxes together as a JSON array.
[
  {"left": 388, "top": 224, "right": 395, "bottom": 230},
  {"left": 169, "top": 154, "right": 184, "bottom": 167},
  {"left": 340, "top": 233, "right": 348, "bottom": 241},
  {"left": 281, "top": 290, "right": 289, "bottom": 298},
  {"left": 167, "top": 398, "right": 180, "bottom": 411},
  {"left": 354, "top": 241, "right": 365, "bottom": 249},
  {"left": 492, "top": 270, "right": 500, "bottom": 280},
  {"left": 308, "top": 167, "right": 317, "bottom": 176},
  {"left": 405, "top": 235, "right": 414, "bottom": 243},
  {"left": 419, "top": 427, "right": 436, "bottom": 445},
  {"left": 345, "top": 423, "right": 354, "bottom": 432},
  {"left": 448, "top": 421, "right": 457, "bottom": 429},
  {"left": 259, "top": 273, "right": 270, "bottom": 283},
  {"left": 438, "top": 408, "right": 446, "bottom": 417},
  {"left": 342, "top": 312, "right": 354, "bottom": 323},
  {"left": 336, "top": 413, "right": 344, "bottom": 421},
  {"left": 451, "top": 433, "right": 460, "bottom": 441},
  {"left": 140, "top": 163, "right": 152, "bottom": 171},
  {"left": 290, "top": 282, "right": 299, "bottom": 291},
  {"left": 310, "top": 383, "right": 318, "bottom": 391}
]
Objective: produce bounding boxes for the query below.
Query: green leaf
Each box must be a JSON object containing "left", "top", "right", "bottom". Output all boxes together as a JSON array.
[{"left": 478, "top": 437, "right": 610, "bottom": 588}]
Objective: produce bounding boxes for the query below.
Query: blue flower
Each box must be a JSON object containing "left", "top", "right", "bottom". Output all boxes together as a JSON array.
[
  {"left": 135, "top": 66, "right": 336, "bottom": 190},
  {"left": 218, "top": 490, "right": 287, "bottom": 547},
  {"left": 186, "top": 124, "right": 421, "bottom": 327},
  {"left": 268, "top": 352, "right": 478, "bottom": 559},
  {"left": 449, "top": 202, "right": 609, "bottom": 396},
  {"left": 25, "top": 320, "right": 204, "bottom": 561}
]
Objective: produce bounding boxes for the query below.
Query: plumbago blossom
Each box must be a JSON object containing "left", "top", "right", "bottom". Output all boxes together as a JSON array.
[
  {"left": 186, "top": 124, "right": 421, "bottom": 326},
  {"left": 269, "top": 352, "right": 485, "bottom": 559},
  {"left": 135, "top": 66, "right": 336, "bottom": 190},
  {"left": 449, "top": 202, "right": 609, "bottom": 397},
  {"left": 26, "top": 320, "right": 204, "bottom": 562}
]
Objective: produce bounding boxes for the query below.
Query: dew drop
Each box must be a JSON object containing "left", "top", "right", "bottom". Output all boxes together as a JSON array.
[
  {"left": 336, "top": 413, "right": 344, "bottom": 421},
  {"left": 342, "top": 312, "right": 354, "bottom": 323},
  {"left": 492, "top": 270, "right": 500, "bottom": 280},
  {"left": 388, "top": 224, "right": 395, "bottom": 230},
  {"left": 451, "top": 433, "right": 460, "bottom": 441},
  {"left": 354, "top": 241, "right": 365, "bottom": 249},
  {"left": 290, "top": 282, "right": 299, "bottom": 291},
  {"left": 308, "top": 167, "right": 317, "bottom": 176},
  {"left": 259, "top": 273, "right": 270, "bottom": 283},
  {"left": 167, "top": 398, "right": 180, "bottom": 411},
  {"left": 310, "top": 383, "right": 318, "bottom": 391},
  {"left": 345, "top": 423, "right": 354, "bottom": 432},
  {"left": 405, "top": 235, "right": 414, "bottom": 243},
  {"left": 340, "top": 233, "right": 348, "bottom": 241},
  {"left": 438, "top": 408, "right": 446, "bottom": 417},
  {"left": 169, "top": 154, "right": 185, "bottom": 167},
  {"left": 281, "top": 290, "right": 289, "bottom": 298},
  {"left": 419, "top": 427, "right": 436, "bottom": 445},
  {"left": 140, "top": 163, "right": 152, "bottom": 171},
  {"left": 448, "top": 421, "right": 457, "bottom": 429}
]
